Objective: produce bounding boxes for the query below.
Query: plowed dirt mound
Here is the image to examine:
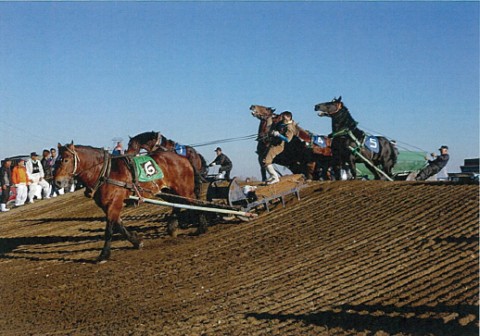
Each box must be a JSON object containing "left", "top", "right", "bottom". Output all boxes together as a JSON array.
[{"left": 0, "top": 180, "right": 478, "bottom": 335}]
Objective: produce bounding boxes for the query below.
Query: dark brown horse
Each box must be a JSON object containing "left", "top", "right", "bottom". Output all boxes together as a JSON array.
[
  {"left": 54, "top": 142, "right": 207, "bottom": 262},
  {"left": 250, "top": 105, "right": 332, "bottom": 181},
  {"left": 314, "top": 97, "right": 398, "bottom": 180},
  {"left": 127, "top": 131, "right": 208, "bottom": 195}
]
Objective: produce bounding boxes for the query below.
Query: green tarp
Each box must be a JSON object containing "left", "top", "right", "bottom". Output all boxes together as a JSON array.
[{"left": 355, "top": 150, "right": 427, "bottom": 179}]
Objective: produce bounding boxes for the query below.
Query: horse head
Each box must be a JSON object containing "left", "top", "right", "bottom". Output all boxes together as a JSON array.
[
  {"left": 55, "top": 141, "right": 79, "bottom": 188},
  {"left": 127, "top": 131, "right": 161, "bottom": 154},
  {"left": 314, "top": 96, "right": 343, "bottom": 116},
  {"left": 250, "top": 105, "right": 276, "bottom": 120}
]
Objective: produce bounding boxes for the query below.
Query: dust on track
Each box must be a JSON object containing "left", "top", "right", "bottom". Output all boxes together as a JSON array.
[{"left": 0, "top": 180, "right": 478, "bottom": 335}]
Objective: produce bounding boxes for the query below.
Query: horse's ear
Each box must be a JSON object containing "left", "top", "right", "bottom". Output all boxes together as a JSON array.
[
  {"left": 271, "top": 108, "right": 276, "bottom": 113},
  {"left": 128, "top": 135, "right": 131, "bottom": 139},
  {"left": 338, "top": 96, "right": 342, "bottom": 102},
  {"left": 57, "top": 142, "right": 62, "bottom": 148}
]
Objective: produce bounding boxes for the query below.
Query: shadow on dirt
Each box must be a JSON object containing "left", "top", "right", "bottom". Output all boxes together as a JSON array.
[
  {"left": 0, "top": 235, "right": 103, "bottom": 254},
  {"left": 0, "top": 234, "right": 144, "bottom": 264},
  {"left": 246, "top": 303, "right": 479, "bottom": 336},
  {"left": 0, "top": 212, "right": 224, "bottom": 263}
]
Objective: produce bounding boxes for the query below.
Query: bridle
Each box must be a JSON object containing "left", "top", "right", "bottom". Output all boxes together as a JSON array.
[
  {"left": 64, "top": 145, "right": 80, "bottom": 176},
  {"left": 324, "top": 102, "right": 342, "bottom": 115},
  {"left": 151, "top": 132, "right": 162, "bottom": 151},
  {"left": 62, "top": 146, "right": 112, "bottom": 197}
]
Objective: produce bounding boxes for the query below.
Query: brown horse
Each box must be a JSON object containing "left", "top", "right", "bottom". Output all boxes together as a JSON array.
[
  {"left": 250, "top": 105, "right": 332, "bottom": 180},
  {"left": 126, "top": 131, "right": 208, "bottom": 196},
  {"left": 54, "top": 142, "right": 207, "bottom": 262}
]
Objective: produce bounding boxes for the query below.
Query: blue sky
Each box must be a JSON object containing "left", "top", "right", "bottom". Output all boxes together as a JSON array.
[{"left": 1, "top": 2, "right": 478, "bottom": 179}]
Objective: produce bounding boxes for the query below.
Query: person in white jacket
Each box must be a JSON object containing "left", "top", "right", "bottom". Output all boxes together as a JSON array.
[{"left": 26, "top": 152, "right": 50, "bottom": 203}]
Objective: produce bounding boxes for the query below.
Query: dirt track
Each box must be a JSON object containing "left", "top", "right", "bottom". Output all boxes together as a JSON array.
[{"left": 0, "top": 180, "right": 478, "bottom": 335}]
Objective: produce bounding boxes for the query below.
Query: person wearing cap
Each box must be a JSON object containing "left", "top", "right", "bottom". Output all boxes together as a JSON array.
[
  {"left": 209, "top": 147, "right": 233, "bottom": 180},
  {"left": 0, "top": 158, "right": 12, "bottom": 212},
  {"left": 26, "top": 152, "right": 50, "bottom": 203},
  {"left": 11, "top": 159, "right": 29, "bottom": 206},
  {"left": 416, "top": 145, "right": 450, "bottom": 181},
  {"left": 112, "top": 141, "right": 124, "bottom": 156},
  {"left": 263, "top": 111, "right": 298, "bottom": 184}
]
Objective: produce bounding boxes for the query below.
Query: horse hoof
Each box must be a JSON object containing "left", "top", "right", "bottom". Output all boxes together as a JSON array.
[
  {"left": 194, "top": 227, "right": 207, "bottom": 236},
  {"left": 96, "top": 252, "right": 110, "bottom": 263}
]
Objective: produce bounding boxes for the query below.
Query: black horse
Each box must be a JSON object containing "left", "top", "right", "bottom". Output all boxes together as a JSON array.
[
  {"left": 250, "top": 105, "right": 332, "bottom": 181},
  {"left": 314, "top": 97, "right": 397, "bottom": 180}
]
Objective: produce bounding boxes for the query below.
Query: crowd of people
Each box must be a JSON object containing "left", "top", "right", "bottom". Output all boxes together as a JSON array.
[{"left": 0, "top": 147, "right": 74, "bottom": 212}]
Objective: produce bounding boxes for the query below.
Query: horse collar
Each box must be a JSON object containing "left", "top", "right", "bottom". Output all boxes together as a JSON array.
[{"left": 85, "top": 150, "right": 112, "bottom": 198}]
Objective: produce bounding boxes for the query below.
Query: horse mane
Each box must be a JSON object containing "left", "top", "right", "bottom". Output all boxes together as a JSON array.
[
  {"left": 61, "top": 144, "right": 104, "bottom": 153},
  {"left": 136, "top": 131, "right": 158, "bottom": 143}
]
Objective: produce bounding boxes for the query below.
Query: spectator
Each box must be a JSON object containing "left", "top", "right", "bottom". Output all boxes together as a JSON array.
[
  {"left": 0, "top": 158, "right": 12, "bottom": 212},
  {"left": 416, "top": 145, "right": 450, "bottom": 181},
  {"left": 112, "top": 141, "right": 124, "bottom": 156},
  {"left": 49, "top": 147, "right": 61, "bottom": 197},
  {"left": 41, "top": 149, "right": 55, "bottom": 198},
  {"left": 209, "top": 147, "right": 233, "bottom": 180},
  {"left": 11, "top": 159, "right": 29, "bottom": 206},
  {"left": 26, "top": 152, "right": 50, "bottom": 203}
]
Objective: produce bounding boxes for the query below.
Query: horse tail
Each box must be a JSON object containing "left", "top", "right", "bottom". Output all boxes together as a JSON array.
[
  {"left": 198, "top": 153, "right": 208, "bottom": 181},
  {"left": 390, "top": 140, "right": 398, "bottom": 166}
]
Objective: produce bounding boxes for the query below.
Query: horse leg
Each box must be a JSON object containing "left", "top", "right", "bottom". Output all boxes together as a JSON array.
[
  {"left": 167, "top": 208, "right": 180, "bottom": 238},
  {"left": 98, "top": 219, "right": 114, "bottom": 262},
  {"left": 349, "top": 159, "right": 357, "bottom": 180},
  {"left": 331, "top": 155, "right": 342, "bottom": 180},
  {"left": 258, "top": 155, "right": 267, "bottom": 181},
  {"left": 193, "top": 170, "right": 202, "bottom": 199},
  {"left": 114, "top": 219, "right": 144, "bottom": 249},
  {"left": 195, "top": 212, "right": 208, "bottom": 235},
  {"left": 382, "top": 159, "right": 394, "bottom": 180},
  {"left": 321, "top": 159, "right": 332, "bottom": 180},
  {"left": 305, "top": 161, "right": 315, "bottom": 181}
]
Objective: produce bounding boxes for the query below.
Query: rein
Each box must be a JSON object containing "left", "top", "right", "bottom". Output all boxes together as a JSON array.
[{"left": 89, "top": 150, "right": 112, "bottom": 197}]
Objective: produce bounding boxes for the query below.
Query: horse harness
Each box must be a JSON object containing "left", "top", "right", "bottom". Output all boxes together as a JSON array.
[{"left": 65, "top": 146, "right": 149, "bottom": 198}]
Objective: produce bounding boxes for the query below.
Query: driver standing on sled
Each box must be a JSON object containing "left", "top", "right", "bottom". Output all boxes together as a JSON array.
[
  {"left": 263, "top": 111, "right": 298, "bottom": 185},
  {"left": 209, "top": 147, "right": 233, "bottom": 180}
]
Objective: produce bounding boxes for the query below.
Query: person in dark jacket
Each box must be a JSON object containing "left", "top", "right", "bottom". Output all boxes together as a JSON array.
[
  {"left": 209, "top": 147, "right": 233, "bottom": 180},
  {"left": 41, "top": 149, "right": 54, "bottom": 197},
  {"left": 0, "top": 157, "right": 12, "bottom": 212},
  {"left": 416, "top": 145, "right": 450, "bottom": 181}
]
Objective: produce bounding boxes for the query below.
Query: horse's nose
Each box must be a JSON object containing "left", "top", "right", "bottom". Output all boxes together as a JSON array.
[{"left": 54, "top": 180, "right": 63, "bottom": 189}]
